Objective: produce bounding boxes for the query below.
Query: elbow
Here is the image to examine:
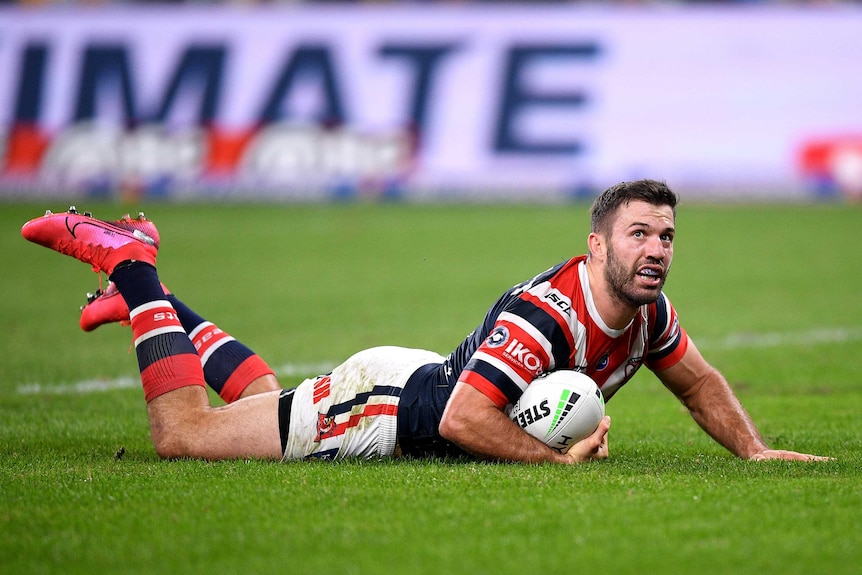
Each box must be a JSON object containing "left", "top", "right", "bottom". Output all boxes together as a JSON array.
[
  {"left": 437, "top": 412, "right": 460, "bottom": 444},
  {"left": 438, "top": 408, "right": 472, "bottom": 447},
  {"left": 439, "top": 382, "right": 503, "bottom": 455}
]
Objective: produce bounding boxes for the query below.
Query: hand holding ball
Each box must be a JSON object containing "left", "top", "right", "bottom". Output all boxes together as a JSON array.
[{"left": 510, "top": 370, "right": 605, "bottom": 454}]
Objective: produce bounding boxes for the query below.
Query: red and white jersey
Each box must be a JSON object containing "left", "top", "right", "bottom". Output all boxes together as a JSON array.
[{"left": 454, "top": 255, "right": 688, "bottom": 409}]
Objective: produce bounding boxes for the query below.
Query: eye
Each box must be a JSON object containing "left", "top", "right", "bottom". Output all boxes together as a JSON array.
[
  {"left": 632, "top": 230, "right": 644, "bottom": 238},
  {"left": 660, "top": 233, "right": 674, "bottom": 242}
]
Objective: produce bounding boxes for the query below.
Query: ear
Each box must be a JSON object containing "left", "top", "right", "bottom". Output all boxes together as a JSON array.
[{"left": 588, "top": 232, "right": 606, "bottom": 260}]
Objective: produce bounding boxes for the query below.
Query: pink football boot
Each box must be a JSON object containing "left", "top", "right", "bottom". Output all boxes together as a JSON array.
[
  {"left": 79, "top": 281, "right": 171, "bottom": 332},
  {"left": 22, "top": 206, "right": 159, "bottom": 275}
]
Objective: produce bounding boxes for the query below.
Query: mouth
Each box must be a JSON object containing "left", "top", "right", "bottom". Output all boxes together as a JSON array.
[{"left": 635, "top": 265, "right": 664, "bottom": 286}]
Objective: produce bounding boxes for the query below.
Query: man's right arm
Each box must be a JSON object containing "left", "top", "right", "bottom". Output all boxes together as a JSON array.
[{"left": 438, "top": 381, "right": 610, "bottom": 464}]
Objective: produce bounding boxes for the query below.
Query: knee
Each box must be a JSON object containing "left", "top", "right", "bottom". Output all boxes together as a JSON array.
[
  {"left": 146, "top": 390, "right": 210, "bottom": 459},
  {"left": 148, "top": 412, "right": 203, "bottom": 460},
  {"left": 239, "top": 374, "right": 282, "bottom": 399},
  {"left": 150, "top": 424, "right": 192, "bottom": 459}
]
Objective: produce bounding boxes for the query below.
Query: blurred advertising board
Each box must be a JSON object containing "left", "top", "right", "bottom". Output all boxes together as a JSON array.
[{"left": 1, "top": 5, "right": 861, "bottom": 201}]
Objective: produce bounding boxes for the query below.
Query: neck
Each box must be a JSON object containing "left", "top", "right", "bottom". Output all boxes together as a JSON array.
[{"left": 585, "top": 257, "right": 638, "bottom": 330}]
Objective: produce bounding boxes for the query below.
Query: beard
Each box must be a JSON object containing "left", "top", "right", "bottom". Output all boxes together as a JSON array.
[{"left": 604, "top": 244, "right": 668, "bottom": 308}]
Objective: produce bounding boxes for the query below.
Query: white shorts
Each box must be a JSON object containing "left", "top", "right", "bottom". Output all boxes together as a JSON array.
[{"left": 282, "top": 346, "right": 445, "bottom": 461}]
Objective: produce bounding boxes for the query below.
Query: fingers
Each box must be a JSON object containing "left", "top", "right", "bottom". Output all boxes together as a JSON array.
[
  {"left": 591, "top": 416, "right": 611, "bottom": 460},
  {"left": 749, "top": 449, "right": 834, "bottom": 462},
  {"left": 564, "top": 415, "right": 611, "bottom": 463}
]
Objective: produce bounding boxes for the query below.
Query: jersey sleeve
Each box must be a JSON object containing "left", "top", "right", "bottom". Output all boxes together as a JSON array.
[
  {"left": 644, "top": 292, "right": 689, "bottom": 371},
  {"left": 458, "top": 321, "right": 549, "bottom": 409},
  {"left": 458, "top": 288, "right": 575, "bottom": 409}
]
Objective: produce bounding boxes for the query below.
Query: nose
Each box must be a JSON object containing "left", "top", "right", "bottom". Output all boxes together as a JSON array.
[{"left": 645, "top": 235, "right": 666, "bottom": 260}]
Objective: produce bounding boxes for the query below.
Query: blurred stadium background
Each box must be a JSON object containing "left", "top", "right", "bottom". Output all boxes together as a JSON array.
[
  {"left": 1, "top": 0, "right": 861, "bottom": 205},
  {"left": 3, "top": 6, "right": 862, "bottom": 574}
]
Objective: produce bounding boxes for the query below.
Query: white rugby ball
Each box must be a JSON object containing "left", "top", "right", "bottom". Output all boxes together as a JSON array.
[{"left": 510, "top": 370, "right": 605, "bottom": 454}]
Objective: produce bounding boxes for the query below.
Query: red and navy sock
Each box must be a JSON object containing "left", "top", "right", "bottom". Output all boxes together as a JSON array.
[
  {"left": 167, "top": 295, "right": 275, "bottom": 403},
  {"left": 110, "top": 262, "right": 206, "bottom": 402}
]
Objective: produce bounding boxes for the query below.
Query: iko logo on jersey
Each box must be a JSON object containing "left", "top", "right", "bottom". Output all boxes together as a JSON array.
[{"left": 504, "top": 338, "right": 543, "bottom": 372}]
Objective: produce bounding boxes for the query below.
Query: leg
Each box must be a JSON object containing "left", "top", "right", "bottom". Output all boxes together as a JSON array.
[
  {"left": 239, "top": 373, "right": 281, "bottom": 398},
  {"left": 80, "top": 281, "right": 280, "bottom": 401},
  {"left": 147, "top": 386, "right": 283, "bottom": 460},
  {"left": 21, "top": 208, "right": 284, "bottom": 460},
  {"left": 112, "top": 262, "right": 284, "bottom": 459},
  {"left": 172, "top": 295, "right": 280, "bottom": 401}
]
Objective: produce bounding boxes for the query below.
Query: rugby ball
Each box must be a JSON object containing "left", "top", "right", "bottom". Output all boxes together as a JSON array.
[{"left": 510, "top": 370, "right": 605, "bottom": 454}]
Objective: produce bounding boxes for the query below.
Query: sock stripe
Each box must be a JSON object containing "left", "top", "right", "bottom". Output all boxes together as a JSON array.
[
  {"left": 199, "top": 335, "right": 236, "bottom": 366},
  {"left": 135, "top": 331, "right": 198, "bottom": 374},
  {"left": 188, "top": 320, "right": 212, "bottom": 340},
  {"left": 134, "top": 325, "right": 187, "bottom": 348},
  {"left": 131, "top": 302, "right": 188, "bottom": 347},
  {"left": 110, "top": 264, "right": 206, "bottom": 403},
  {"left": 191, "top": 322, "right": 236, "bottom": 366},
  {"left": 140, "top": 353, "right": 207, "bottom": 402},
  {"left": 219, "top": 355, "right": 276, "bottom": 403},
  {"left": 130, "top": 301, "right": 186, "bottom": 346},
  {"left": 129, "top": 299, "right": 174, "bottom": 319}
]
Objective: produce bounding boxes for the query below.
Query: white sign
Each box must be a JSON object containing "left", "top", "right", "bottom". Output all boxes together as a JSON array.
[{"left": 1, "top": 5, "right": 861, "bottom": 200}]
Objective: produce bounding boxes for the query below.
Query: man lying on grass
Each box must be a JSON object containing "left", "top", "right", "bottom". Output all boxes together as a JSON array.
[{"left": 21, "top": 180, "right": 829, "bottom": 463}]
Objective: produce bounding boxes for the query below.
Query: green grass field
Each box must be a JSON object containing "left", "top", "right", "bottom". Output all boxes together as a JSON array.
[{"left": 2, "top": 200, "right": 860, "bottom": 574}]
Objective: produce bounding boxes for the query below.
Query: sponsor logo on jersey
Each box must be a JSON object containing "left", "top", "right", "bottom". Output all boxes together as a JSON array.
[
  {"left": 596, "top": 351, "right": 610, "bottom": 371},
  {"left": 315, "top": 413, "right": 336, "bottom": 441},
  {"left": 544, "top": 288, "right": 573, "bottom": 316},
  {"left": 486, "top": 326, "right": 509, "bottom": 348},
  {"left": 312, "top": 375, "right": 331, "bottom": 404},
  {"left": 504, "top": 338, "right": 543, "bottom": 372}
]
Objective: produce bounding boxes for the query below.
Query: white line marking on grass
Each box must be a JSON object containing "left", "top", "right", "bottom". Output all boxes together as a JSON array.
[
  {"left": 695, "top": 326, "right": 862, "bottom": 351},
  {"left": 17, "top": 376, "right": 141, "bottom": 396},
  {"left": 15, "top": 327, "right": 862, "bottom": 396},
  {"left": 273, "top": 361, "right": 336, "bottom": 378},
  {"left": 15, "top": 362, "right": 336, "bottom": 396}
]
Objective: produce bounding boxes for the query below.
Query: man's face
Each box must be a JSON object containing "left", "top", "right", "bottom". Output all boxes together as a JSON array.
[{"left": 603, "top": 200, "right": 675, "bottom": 308}]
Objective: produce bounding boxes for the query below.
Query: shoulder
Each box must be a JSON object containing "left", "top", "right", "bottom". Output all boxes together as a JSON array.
[
  {"left": 643, "top": 291, "right": 688, "bottom": 368},
  {"left": 506, "top": 257, "right": 590, "bottom": 328},
  {"left": 645, "top": 292, "right": 679, "bottom": 333}
]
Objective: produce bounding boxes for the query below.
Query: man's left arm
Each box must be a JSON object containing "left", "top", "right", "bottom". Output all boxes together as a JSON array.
[{"left": 654, "top": 338, "right": 831, "bottom": 461}]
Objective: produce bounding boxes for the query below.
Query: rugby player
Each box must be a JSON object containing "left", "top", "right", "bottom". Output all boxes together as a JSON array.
[{"left": 21, "top": 180, "right": 829, "bottom": 463}]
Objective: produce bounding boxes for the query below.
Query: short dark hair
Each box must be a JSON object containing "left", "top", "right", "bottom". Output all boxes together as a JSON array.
[{"left": 590, "top": 179, "right": 679, "bottom": 235}]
